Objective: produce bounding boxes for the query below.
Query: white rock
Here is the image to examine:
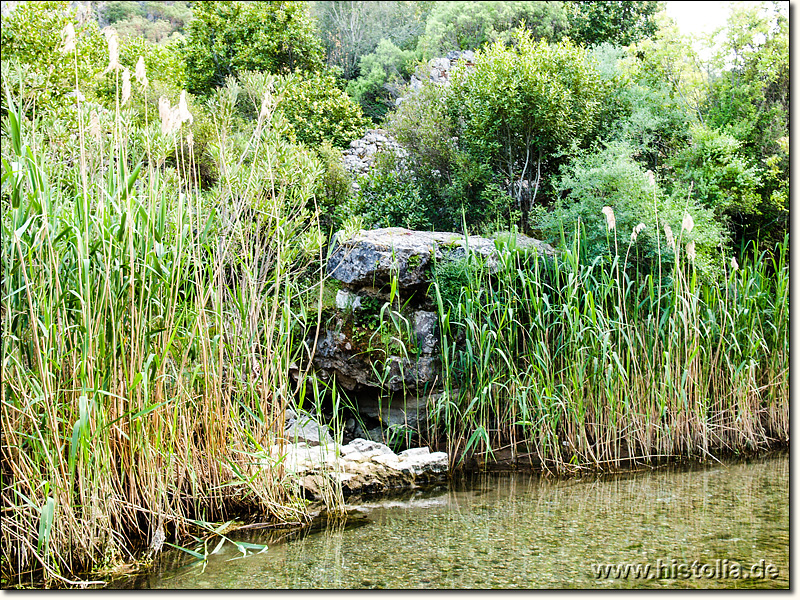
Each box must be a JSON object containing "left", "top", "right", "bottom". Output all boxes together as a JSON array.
[
  {"left": 399, "top": 446, "right": 430, "bottom": 458},
  {"left": 335, "top": 289, "right": 362, "bottom": 311}
]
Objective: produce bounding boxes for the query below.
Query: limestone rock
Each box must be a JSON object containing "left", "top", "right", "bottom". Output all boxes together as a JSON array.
[
  {"left": 414, "top": 310, "right": 438, "bottom": 354},
  {"left": 327, "top": 227, "right": 555, "bottom": 290},
  {"left": 284, "top": 412, "right": 334, "bottom": 447},
  {"left": 335, "top": 289, "right": 362, "bottom": 311},
  {"left": 271, "top": 439, "right": 449, "bottom": 501}
]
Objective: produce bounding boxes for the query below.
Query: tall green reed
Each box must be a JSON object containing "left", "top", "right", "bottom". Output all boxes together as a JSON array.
[
  {"left": 1, "top": 32, "right": 326, "bottom": 586},
  {"left": 430, "top": 218, "right": 788, "bottom": 473}
]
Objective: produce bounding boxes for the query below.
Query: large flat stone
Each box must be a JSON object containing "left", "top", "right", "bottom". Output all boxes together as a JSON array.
[{"left": 327, "top": 227, "right": 554, "bottom": 290}]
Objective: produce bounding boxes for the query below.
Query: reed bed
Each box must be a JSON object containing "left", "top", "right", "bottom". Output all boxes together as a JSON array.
[
  {"left": 1, "top": 55, "right": 326, "bottom": 585},
  {"left": 430, "top": 223, "right": 789, "bottom": 472}
]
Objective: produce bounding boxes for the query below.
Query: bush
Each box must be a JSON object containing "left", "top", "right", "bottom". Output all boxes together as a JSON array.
[
  {"left": 416, "top": 1, "right": 569, "bottom": 58},
  {"left": 346, "top": 39, "right": 418, "bottom": 122},
  {"left": 0, "top": 1, "right": 105, "bottom": 118},
  {"left": 672, "top": 124, "right": 762, "bottom": 218},
  {"left": 183, "top": 1, "right": 324, "bottom": 95},
  {"left": 536, "top": 143, "right": 728, "bottom": 278},
  {"left": 348, "top": 153, "right": 430, "bottom": 230},
  {"left": 315, "top": 141, "right": 353, "bottom": 233},
  {"left": 277, "top": 71, "right": 368, "bottom": 148}
]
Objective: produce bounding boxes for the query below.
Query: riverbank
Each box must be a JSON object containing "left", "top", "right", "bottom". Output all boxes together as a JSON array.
[{"left": 115, "top": 449, "right": 789, "bottom": 589}]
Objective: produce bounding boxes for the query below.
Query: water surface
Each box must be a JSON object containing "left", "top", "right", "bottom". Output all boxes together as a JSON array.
[{"left": 127, "top": 452, "right": 788, "bottom": 589}]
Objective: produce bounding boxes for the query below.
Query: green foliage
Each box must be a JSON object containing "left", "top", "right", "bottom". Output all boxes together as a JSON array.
[
  {"left": 93, "top": 35, "right": 186, "bottom": 117},
  {"left": 416, "top": 1, "right": 570, "bottom": 58},
  {"left": 592, "top": 40, "right": 693, "bottom": 172},
  {"left": 447, "top": 30, "right": 605, "bottom": 222},
  {"left": 672, "top": 125, "right": 761, "bottom": 218},
  {"left": 105, "top": 1, "right": 192, "bottom": 43},
  {"left": 346, "top": 39, "right": 418, "bottom": 122},
  {"left": 703, "top": 2, "right": 788, "bottom": 246},
  {"left": 388, "top": 82, "right": 460, "bottom": 198},
  {"left": 0, "top": 1, "right": 106, "bottom": 117},
  {"left": 432, "top": 254, "right": 474, "bottom": 309},
  {"left": 388, "top": 30, "right": 606, "bottom": 233},
  {"left": 348, "top": 154, "right": 431, "bottom": 230},
  {"left": 183, "top": 1, "right": 324, "bottom": 95},
  {"left": 101, "top": 1, "right": 146, "bottom": 23},
  {"left": 315, "top": 141, "right": 353, "bottom": 232},
  {"left": 388, "top": 81, "right": 507, "bottom": 232},
  {"left": 277, "top": 71, "right": 368, "bottom": 148},
  {"left": 537, "top": 143, "right": 727, "bottom": 277},
  {"left": 568, "top": 1, "right": 659, "bottom": 47},
  {"left": 312, "top": 1, "right": 432, "bottom": 79}
]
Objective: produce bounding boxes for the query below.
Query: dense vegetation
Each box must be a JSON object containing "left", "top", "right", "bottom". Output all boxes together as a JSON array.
[{"left": 0, "top": 0, "right": 788, "bottom": 587}]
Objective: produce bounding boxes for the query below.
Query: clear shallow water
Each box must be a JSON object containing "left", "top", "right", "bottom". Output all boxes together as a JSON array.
[{"left": 125, "top": 452, "right": 788, "bottom": 589}]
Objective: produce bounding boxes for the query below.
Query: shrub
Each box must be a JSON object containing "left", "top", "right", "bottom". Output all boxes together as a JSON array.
[
  {"left": 315, "top": 141, "right": 354, "bottom": 232},
  {"left": 183, "top": 1, "right": 324, "bottom": 95},
  {"left": 277, "top": 71, "right": 369, "bottom": 148},
  {"left": 536, "top": 143, "right": 727, "bottom": 278},
  {"left": 346, "top": 39, "right": 418, "bottom": 122},
  {"left": 0, "top": 1, "right": 105, "bottom": 118},
  {"left": 672, "top": 124, "right": 762, "bottom": 218},
  {"left": 348, "top": 153, "right": 430, "bottom": 230}
]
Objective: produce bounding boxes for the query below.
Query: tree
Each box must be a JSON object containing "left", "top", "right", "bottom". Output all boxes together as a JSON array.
[
  {"left": 276, "top": 71, "right": 368, "bottom": 148},
  {"left": 702, "top": 1, "right": 788, "bottom": 246},
  {"left": 183, "top": 1, "right": 324, "bottom": 95},
  {"left": 672, "top": 125, "right": 761, "bottom": 219},
  {"left": 100, "top": 1, "right": 146, "bottom": 24},
  {"left": 568, "top": 1, "right": 660, "bottom": 47},
  {"left": 312, "top": 1, "right": 432, "bottom": 79},
  {"left": 447, "top": 30, "right": 605, "bottom": 226},
  {"left": 346, "top": 39, "right": 416, "bottom": 121},
  {"left": 416, "top": 1, "right": 570, "bottom": 58},
  {"left": 0, "top": 1, "right": 106, "bottom": 117}
]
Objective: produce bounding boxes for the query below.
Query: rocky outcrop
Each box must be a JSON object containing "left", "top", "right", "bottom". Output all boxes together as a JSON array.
[
  {"left": 284, "top": 409, "right": 334, "bottom": 446},
  {"left": 342, "top": 129, "right": 407, "bottom": 179},
  {"left": 276, "top": 439, "right": 449, "bottom": 500},
  {"left": 408, "top": 50, "right": 476, "bottom": 93},
  {"left": 308, "top": 228, "right": 554, "bottom": 446},
  {"left": 313, "top": 328, "right": 438, "bottom": 392},
  {"left": 327, "top": 227, "right": 555, "bottom": 290}
]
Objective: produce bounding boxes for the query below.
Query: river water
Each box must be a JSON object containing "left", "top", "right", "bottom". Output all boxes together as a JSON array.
[{"left": 125, "top": 451, "right": 788, "bottom": 589}]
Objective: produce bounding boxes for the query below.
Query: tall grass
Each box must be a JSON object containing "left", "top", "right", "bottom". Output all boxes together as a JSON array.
[
  {"left": 430, "top": 224, "right": 789, "bottom": 472},
  {"left": 1, "top": 56, "right": 326, "bottom": 584}
]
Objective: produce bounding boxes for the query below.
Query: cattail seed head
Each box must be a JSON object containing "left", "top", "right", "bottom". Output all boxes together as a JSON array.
[
  {"left": 135, "top": 56, "right": 148, "bottom": 88},
  {"left": 686, "top": 241, "right": 696, "bottom": 262},
  {"left": 121, "top": 68, "right": 131, "bottom": 106},
  {"left": 103, "top": 28, "right": 121, "bottom": 73},
  {"left": 731, "top": 256, "right": 739, "bottom": 271},
  {"left": 159, "top": 96, "right": 172, "bottom": 135},
  {"left": 602, "top": 206, "right": 616, "bottom": 231},
  {"left": 630, "top": 222, "right": 646, "bottom": 243},
  {"left": 682, "top": 212, "right": 694, "bottom": 235},
  {"left": 61, "top": 23, "right": 76, "bottom": 54},
  {"left": 645, "top": 170, "right": 656, "bottom": 188},
  {"left": 664, "top": 224, "right": 675, "bottom": 251},
  {"left": 178, "top": 90, "right": 193, "bottom": 126},
  {"left": 89, "top": 110, "right": 101, "bottom": 141},
  {"left": 259, "top": 93, "right": 270, "bottom": 121}
]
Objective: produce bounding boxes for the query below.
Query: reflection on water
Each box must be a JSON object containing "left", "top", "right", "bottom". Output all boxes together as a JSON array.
[{"left": 124, "top": 452, "right": 788, "bottom": 589}]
